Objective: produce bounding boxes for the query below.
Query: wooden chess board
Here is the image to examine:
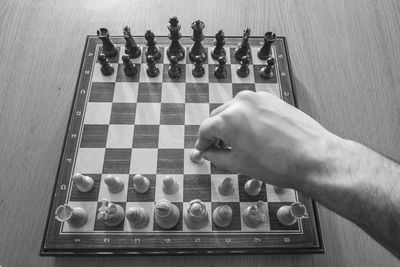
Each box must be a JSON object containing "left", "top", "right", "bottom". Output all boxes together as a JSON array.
[{"left": 41, "top": 35, "right": 324, "bottom": 255}]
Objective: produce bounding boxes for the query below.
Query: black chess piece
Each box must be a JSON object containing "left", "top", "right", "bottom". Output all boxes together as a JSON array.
[
  {"left": 260, "top": 57, "right": 276, "bottom": 79},
  {"left": 98, "top": 53, "right": 114, "bottom": 76},
  {"left": 188, "top": 20, "right": 207, "bottom": 63},
  {"left": 167, "top": 17, "right": 185, "bottom": 61},
  {"left": 237, "top": 55, "right": 250, "bottom": 78},
  {"left": 97, "top": 28, "right": 118, "bottom": 58},
  {"left": 122, "top": 54, "right": 137, "bottom": 77},
  {"left": 123, "top": 26, "right": 141, "bottom": 59},
  {"left": 258, "top": 32, "right": 276, "bottom": 60},
  {"left": 145, "top": 30, "right": 161, "bottom": 61},
  {"left": 168, "top": 55, "right": 181, "bottom": 79},
  {"left": 146, "top": 54, "right": 159, "bottom": 77},
  {"left": 211, "top": 29, "right": 226, "bottom": 60},
  {"left": 192, "top": 55, "right": 205, "bottom": 78},
  {"left": 234, "top": 28, "right": 251, "bottom": 61},
  {"left": 214, "top": 56, "right": 227, "bottom": 79}
]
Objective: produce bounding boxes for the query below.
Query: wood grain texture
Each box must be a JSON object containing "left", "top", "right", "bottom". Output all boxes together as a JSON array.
[{"left": 0, "top": 0, "right": 399, "bottom": 266}]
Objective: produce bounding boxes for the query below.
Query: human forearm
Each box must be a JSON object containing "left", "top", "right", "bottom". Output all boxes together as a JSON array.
[{"left": 301, "top": 139, "right": 400, "bottom": 258}]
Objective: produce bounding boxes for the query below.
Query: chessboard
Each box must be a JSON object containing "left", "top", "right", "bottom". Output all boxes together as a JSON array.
[{"left": 41, "top": 26, "right": 323, "bottom": 255}]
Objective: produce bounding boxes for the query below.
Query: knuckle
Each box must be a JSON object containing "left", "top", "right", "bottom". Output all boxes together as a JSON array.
[{"left": 235, "top": 90, "right": 255, "bottom": 100}]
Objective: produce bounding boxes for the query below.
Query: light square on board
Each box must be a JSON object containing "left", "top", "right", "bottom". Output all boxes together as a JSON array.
[
  {"left": 123, "top": 202, "right": 154, "bottom": 232},
  {"left": 135, "top": 103, "right": 161, "bottom": 125},
  {"left": 210, "top": 174, "right": 240, "bottom": 202},
  {"left": 106, "top": 124, "right": 134, "bottom": 148},
  {"left": 97, "top": 174, "right": 129, "bottom": 202},
  {"left": 231, "top": 64, "right": 255, "bottom": 84},
  {"left": 83, "top": 102, "right": 112, "bottom": 125},
  {"left": 113, "top": 82, "right": 139, "bottom": 103},
  {"left": 184, "top": 148, "right": 210, "bottom": 174},
  {"left": 208, "top": 83, "right": 233, "bottom": 103},
  {"left": 139, "top": 64, "right": 164, "bottom": 83},
  {"left": 155, "top": 174, "right": 184, "bottom": 202},
  {"left": 92, "top": 63, "right": 118, "bottom": 83},
  {"left": 265, "top": 184, "right": 297, "bottom": 202},
  {"left": 182, "top": 202, "right": 212, "bottom": 232},
  {"left": 255, "top": 83, "right": 281, "bottom": 98},
  {"left": 61, "top": 201, "right": 97, "bottom": 232},
  {"left": 239, "top": 202, "right": 270, "bottom": 232},
  {"left": 184, "top": 125, "right": 199, "bottom": 149},
  {"left": 158, "top": 125, "right": 184, "bottom": 149},
  {"left": 185, "top": 103, "right": 209, "bottom": 125},
  {"left": 130, "top": 148, "right": 158, "bottom": 174},
  {"left": 97, "top": 46, "right": 121, "bottom": 63},
  {"left": 250, "top": 47, "right": 272, "bottom": 65},
  {"left": 161, "top": 83, "right": 186, "bottom": 103},
  {"left": 74, "top": 148, "right": 105, "bottom": 174},
  {"left": 185, "top": 64, "right": 209, "bottom": 83},
  {"left": 163, "top": 46, "right": 187, "bottom": 64},
  {"left": 207, "top": 47, "right": 231, "bottom": 64}
]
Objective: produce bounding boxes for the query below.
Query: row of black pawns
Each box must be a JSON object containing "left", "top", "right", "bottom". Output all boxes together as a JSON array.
[{"left": 97, "top": 17, "right": 277, "bottom": 80}]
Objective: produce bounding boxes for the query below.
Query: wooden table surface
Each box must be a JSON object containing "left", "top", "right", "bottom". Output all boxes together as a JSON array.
[{"left": 1, "top": 0, "right": 399, "bottom": 266}]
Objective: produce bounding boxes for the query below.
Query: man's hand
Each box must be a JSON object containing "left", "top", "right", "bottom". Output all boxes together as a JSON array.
[{"left": 196, "top": 90, "right": 343, "bottom": 190}]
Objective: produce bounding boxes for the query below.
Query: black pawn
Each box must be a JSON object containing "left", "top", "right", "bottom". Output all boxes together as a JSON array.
[
  {"left": 122, "top": 54, "right": 137, "bottom": 77},
  {"left": 211, "top": 29, "right": 226, "bottom": 60},
  {"left": 168, "top": 55, "right": 181, "bottom": 79},
  {"left": 237, "top": 55, "right": 250, "bottom": 78},
  {"left": 98, "top": 53, "right": 114, "bottom": 76},
  {"left": 97, "top": 28, "right": 118, "bottom": 57},
  {"left": 260, "top": 57, "right": 276, "bottom": 79},
  {"left": 258, "top": 32, "right": 276, "bottom": 60},
  {"left": 123, "top": 26, "right": 141, "bottom": 59},
  {"left": 234, "top": 28, "right": 251, "bottom": 61},
  {"left": 192, "top": 55, "right": 205, "bottom": 78},
  {"left": 145, "top": 30, "right": 161, "bottom": 61},
  {"left": 146, "top": 55, "right": 159, "bottom": 77},
  {"left": 167, "top": 17, "right": 185, "bottom": 61},
  {"left": 214, "top": 56, "right": 227, "bottom": 79}
]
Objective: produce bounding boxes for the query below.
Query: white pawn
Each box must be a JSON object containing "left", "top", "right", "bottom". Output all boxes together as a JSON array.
[
  {"left": 218, "top": 177, "right": 234, "bottom": 196},
  {"left": 189, "top": 149, "right": 204, "bottom": 164},
  {"left": 132, "top": 174, "right": 150, "bottom": 193},
  {"left": 277, "top": 202, "right": 308, "bottom": 226},
  {"left": 244, "top": 179, "right": 262, "bottom": 196},
  {"left": 126, "top": 207, "right": 150, "bottom": 229},
  {"left": 154, "top": 199, "right": 180, "bottom": 229},
  {"left": 104, "top": 175, "right": 124, "bottom": 193},
  {"left": 55, "top": 204, "right": 88, "bottom": 228},
  {"left": 184, "top": 199, "right": 209, "bottom": 229},
  {"left": 212, "top": 205, "right": 233, "bottom": 228},
  {"left": 97, "top": 199, "right": 125, "bottom": 227},
  {"left": 162, "top": 175, "right": 179, "bottom": 194},
  {"left": 72, "top": 173, "right": 94, "bottom": 193},
  {"left": 243, "top": 201, "right": 267, "bottom": 228}
]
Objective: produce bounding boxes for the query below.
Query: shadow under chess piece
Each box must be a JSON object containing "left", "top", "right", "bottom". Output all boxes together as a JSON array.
[
  {"left": 97, "top": 28, "right": 118, "bottom": 57},
  {"left": 277, "top": 202, "right": 308, "bottom": 226},
  {"left": 97, "top": 199, "right": 125, "bottom": 227},
  {"left": 55, "top": 204, "right": 88, "bottom": 228},
  {"left": 184, "top": 199, "right": 209, "bottom": 229}
]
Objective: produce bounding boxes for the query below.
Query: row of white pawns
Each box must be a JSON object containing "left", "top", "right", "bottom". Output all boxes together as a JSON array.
[{"left": 55, "top": 149, "right": 308, "bottom": 230}]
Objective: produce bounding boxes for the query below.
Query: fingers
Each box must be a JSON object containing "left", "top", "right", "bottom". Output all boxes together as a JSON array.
[
  {"left": 203, "top": 148, "right": 238, "bottom": 173},
  {"left": 210, "top": 101, "right": 231, "bottom": 117},
  {"left": 195, "top": 116, "right": 224, "bottom": 151}
]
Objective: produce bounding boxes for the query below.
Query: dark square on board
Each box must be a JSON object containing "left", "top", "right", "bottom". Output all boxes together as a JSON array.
[
  {"left": 127, "top": 174, "right": 156, "bottom": 202},
  {"left": 116, "top": 63, "right": 141, "bottom": 82},
  {"left": 183, "top": 174, "right": 211, "bottom": 202},
  {"left": 157, "top": 149, "right": 184, "bottom": 174},
  {"left": 110, "top": 103, "right": 136, "bottom": 124},
  {"left": 94, "top": 201, "right": 126, "bottom": 231},
  {"left": 80, "top": 125, "right": 109, "bottom": 148},
  {"left": 268, "top": 202, "right": 300, "bottom": 231},
  {"left": 102, "top": 148, "right": 132, "bottom": 174},
  {"left": 70, "top": 174, "right": 101, "bottom": 201},
  {"left": 132, "top": 125, "right": 159, "bottom": 148},
  {"left": 89, "top": 82, "right": 115, "bottom": 102},
  {"left": 160, "top": 103, "right": 185, "bottom": 125}
]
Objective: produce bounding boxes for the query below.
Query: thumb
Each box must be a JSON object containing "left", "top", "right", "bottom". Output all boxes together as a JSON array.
[{"left": 203, "top": 148, "right": 238, "bottom": 173}]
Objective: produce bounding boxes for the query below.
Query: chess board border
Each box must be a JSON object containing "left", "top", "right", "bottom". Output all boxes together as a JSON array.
[{"left": 41, "top": 35, "right": 324, "bottom": 255}]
